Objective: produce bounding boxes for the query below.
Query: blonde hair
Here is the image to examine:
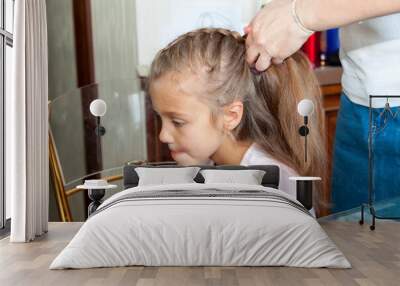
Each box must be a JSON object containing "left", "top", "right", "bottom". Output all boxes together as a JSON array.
[{"left": 149, "top": 28, "right": 327, "bottom": 214}]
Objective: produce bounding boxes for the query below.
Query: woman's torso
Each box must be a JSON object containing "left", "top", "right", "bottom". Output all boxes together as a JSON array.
[{"left": 340, "top": 13, "right": 400, "bottom": 108}]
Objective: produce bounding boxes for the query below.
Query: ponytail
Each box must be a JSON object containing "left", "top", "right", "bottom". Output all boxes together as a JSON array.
[{"left": 238, "top": 51, "right": 327, "bottom": 214}]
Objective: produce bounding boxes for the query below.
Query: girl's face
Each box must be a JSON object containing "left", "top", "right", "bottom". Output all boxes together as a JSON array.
[{"left": 150, "top": 72, "right": 225, "bottom": 165}]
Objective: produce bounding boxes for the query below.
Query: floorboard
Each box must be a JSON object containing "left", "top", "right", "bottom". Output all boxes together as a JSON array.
[{"left": 0, "top": 221, "right": 399, "bottom": 286}]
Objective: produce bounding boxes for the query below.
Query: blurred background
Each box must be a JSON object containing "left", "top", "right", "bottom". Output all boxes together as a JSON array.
[{"left": 46, "top": 0, "right": 343, "bottom": 221}]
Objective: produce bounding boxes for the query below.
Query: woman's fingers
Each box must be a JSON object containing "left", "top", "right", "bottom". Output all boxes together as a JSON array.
[
  {"left": 245, "top": 0, "right": 311, "bottom": 68},
  {"left": 272, "top": 57, "right": 284, "bottom": 65},
  {"left": 243, "top": 25, "right": 251, "bottom": 35},
  {"left": 254, "top": 51, "right": 272, "bottom": 72},
  {"left": 246, "top": 44, "right": 262, "bottom": 67},
  {"left": 245, "top": 31, "right": 272, "bottom": 71}
]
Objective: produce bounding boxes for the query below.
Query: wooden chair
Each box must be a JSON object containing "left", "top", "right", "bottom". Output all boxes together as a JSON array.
[
  {"left": 49, "top": 132, "right": 176, "bottom": 222},
  {"left": 49, "top": 129, "right": 151, "bottom": 221}
]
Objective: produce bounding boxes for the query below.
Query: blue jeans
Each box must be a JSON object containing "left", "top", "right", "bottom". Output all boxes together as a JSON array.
[{"left": 331, "top": 93, "right": 400, "bottom": 213}]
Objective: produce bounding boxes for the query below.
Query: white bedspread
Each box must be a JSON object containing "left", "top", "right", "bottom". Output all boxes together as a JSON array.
[{"left": 50, "top": 183, "right": 350, "bottom": 269}]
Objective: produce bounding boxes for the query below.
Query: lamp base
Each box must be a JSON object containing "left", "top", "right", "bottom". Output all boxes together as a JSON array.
[
  {"left": 296, "top": 180, "right": 313, "bottom": 210},
  {"left": 88, "top": 189, "right": 105, "bottom": 216},
  {"left": 289, "top": 177, "right": 321, "bottom": 210}
]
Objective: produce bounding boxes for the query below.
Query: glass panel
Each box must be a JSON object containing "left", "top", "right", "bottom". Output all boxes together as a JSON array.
[
  {"left": 0, "top": 37, "right": 3, "bottom": 227},
  {"left": 5, "top": 43, "right": 12, "bottom": 219},
  {"left": 0, "top": 0, "right": 3, "bottom": 30},
  {"left": 49, "top": 78, "right": 148, "bottom": 185},
  {"left": 5, "top": 0, "right": 13, "bottom": 33}
]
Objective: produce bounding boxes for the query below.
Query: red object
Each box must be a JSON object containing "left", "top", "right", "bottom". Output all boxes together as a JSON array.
[{"left": 301, "top": 32, "right": 321, "bottom": 68}]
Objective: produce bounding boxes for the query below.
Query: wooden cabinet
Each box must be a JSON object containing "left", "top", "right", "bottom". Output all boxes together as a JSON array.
[{"left": 320, "top": 84, "right": 342, "bottom": 216}]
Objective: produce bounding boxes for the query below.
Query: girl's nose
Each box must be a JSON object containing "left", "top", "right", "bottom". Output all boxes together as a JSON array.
[{"left": 159, "top": 123, "right": 174, "bottom": 144}]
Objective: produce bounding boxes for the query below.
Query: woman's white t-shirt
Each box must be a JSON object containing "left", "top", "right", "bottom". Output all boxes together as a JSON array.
[
  {"left": 340, "top": 13, "right": 400, "bottom": 108},
  {"left": 240, "top": 143, "right": 298, "bottom": 200}
]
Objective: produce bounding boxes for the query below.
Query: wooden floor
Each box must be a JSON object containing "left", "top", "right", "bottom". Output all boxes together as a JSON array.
[{"left": 0, "top": 221, "right": 399, "bottom": 286}]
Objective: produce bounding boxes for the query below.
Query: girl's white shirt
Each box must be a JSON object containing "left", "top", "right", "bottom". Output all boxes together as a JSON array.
[
  {"left": 205, "top": 142, "right": 315, "bottom": 216},
  {"left": 240, "top": 142, "right": 298, "bottom": 199}
]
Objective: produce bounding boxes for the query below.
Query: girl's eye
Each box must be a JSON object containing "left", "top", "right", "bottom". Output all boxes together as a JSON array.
[{"left": 172, "top": 119, "right": 185, "bottom": 127}]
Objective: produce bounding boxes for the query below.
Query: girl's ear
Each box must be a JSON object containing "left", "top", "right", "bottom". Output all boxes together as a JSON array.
[{"left": 222, "top": 100, "right": 244, "bottom": 131}]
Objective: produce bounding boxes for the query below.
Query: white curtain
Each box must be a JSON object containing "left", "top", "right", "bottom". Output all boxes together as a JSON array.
[{"left": 7, "top": 0, "right": 49, "bottom": 242}]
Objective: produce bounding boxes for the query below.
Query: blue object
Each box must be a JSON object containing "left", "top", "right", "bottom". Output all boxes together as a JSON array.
[
  {"left": 331, "top": 93, "right": 400, "bottom": 216},
  {"left": 326, "top": 28, "right": 340, "bottom": 55}
]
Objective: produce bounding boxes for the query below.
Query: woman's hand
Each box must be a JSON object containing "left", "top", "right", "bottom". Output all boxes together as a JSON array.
[
  {"left": 245, "top": 0, "right": 313, "bottom": 71},
  {"left": 245, "top": 0, "right": 400, "bottom": 71}
]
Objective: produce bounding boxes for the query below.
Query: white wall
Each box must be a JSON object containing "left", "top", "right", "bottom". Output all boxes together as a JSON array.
[{"left": 135, "top": 0, "right": 261, "bottom": 68}]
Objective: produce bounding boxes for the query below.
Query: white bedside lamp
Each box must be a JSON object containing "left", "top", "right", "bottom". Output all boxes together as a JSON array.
[
  {"left": 297, "top": 99, "right": 314, "bottom": 162},
  {"left": 89, "top": 99, "right": 107, "bottom": 136},
  {"left": 79, "top": 99, "right": 116, "bottom": 217},
  {"left": 297, "top": 99, "right": 314, "bottom": 117},
  {"left": 289, "top": 99, "right": 321, "bottom": 212}
]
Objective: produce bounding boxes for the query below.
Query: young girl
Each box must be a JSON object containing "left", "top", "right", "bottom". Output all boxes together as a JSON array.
[{"left": 148, "top": 28, "right": 326, "bottom": 214}]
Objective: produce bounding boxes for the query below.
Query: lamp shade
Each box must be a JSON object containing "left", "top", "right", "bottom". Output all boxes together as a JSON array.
[
  {"left": 297, "top": 99, "right": 314, "bottom": 117},
  {"left": 89, "top": 99, "right": 107, "bottom": 117}
]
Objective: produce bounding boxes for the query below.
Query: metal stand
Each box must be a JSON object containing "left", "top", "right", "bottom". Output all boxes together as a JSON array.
[
  {"left": 289, "top": 177, "right": 321, "bottom": 211},
  {"left": 88, "top": 189, "right": 105, "bottom": 216},
  {"left": 296, "top": 180, "right": 313, "bottom": 210},
  {"left": 359, "top": 95, "right": 400, "bottom": 230},
  {"left": 77, "top": 182, "right": 117, "bottom": 218}
]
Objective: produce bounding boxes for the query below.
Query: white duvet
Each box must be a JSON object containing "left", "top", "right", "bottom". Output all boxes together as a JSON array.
[{"left": 50, "top": 183, "right": 351, "bottom": 269}]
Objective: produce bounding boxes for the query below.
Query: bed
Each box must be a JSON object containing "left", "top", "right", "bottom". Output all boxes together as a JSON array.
[{"left": 50, "top": 164, "right": 350, "bottom": 269}]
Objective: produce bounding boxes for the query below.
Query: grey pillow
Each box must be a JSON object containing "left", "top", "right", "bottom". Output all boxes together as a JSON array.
[
  {"left": 200, "top": 169, "right": 266, "bottom": 185},
  {"left": 135, "top": 167, "right": 201, "bottom": 186}
]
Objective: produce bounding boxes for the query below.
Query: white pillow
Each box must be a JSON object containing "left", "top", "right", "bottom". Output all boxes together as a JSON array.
[
  {"left": 200, "top": 169, "right": 266, "bottom": 185},
  {"left": 135, "top": 167, "right": 200, "bottom": 186}
]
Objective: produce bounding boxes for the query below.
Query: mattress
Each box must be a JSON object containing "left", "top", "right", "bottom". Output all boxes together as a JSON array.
[{"left": 50, "top": 183, "right": 351, "bottom": 269}]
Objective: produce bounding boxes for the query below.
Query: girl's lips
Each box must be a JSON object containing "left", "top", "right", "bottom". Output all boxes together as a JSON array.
[{"left": 170, "top": 149, "right": 185, "bottom": 157}]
